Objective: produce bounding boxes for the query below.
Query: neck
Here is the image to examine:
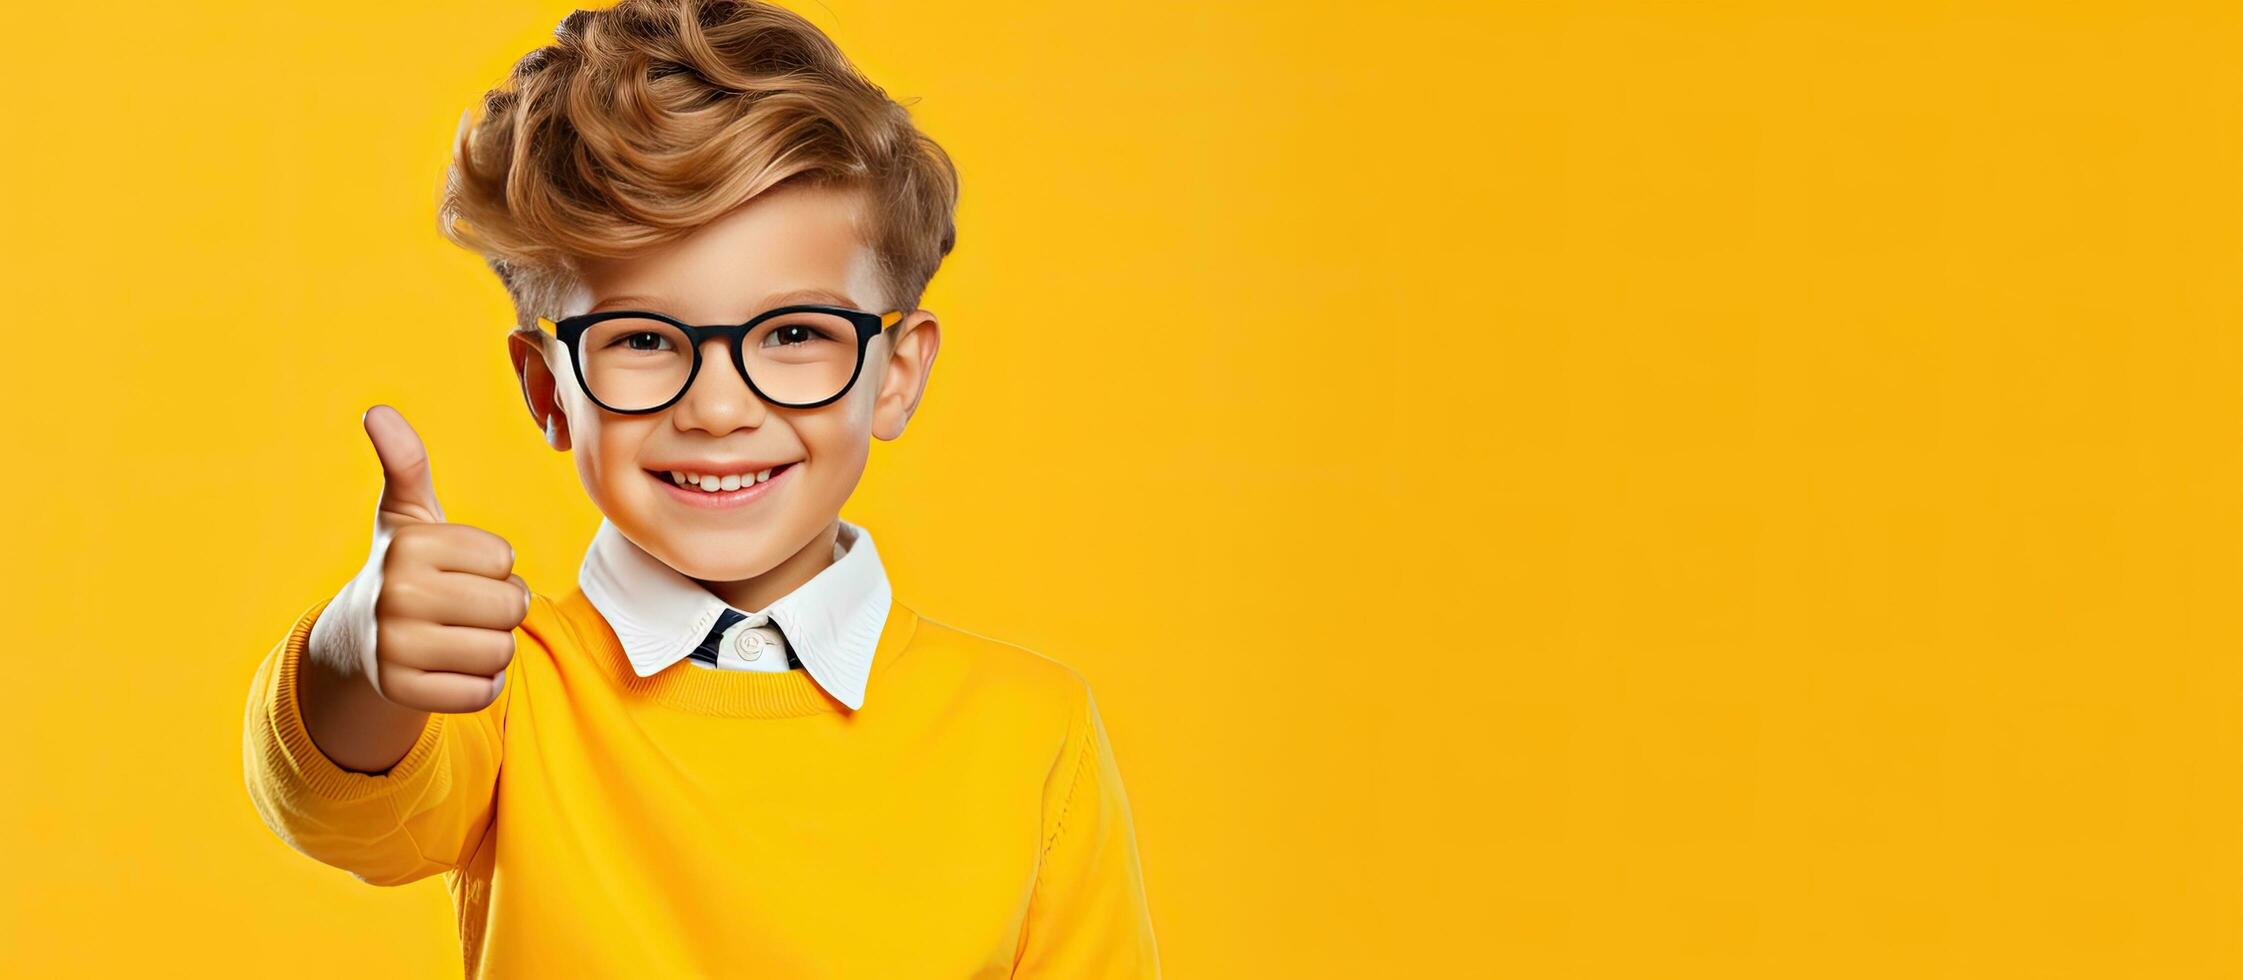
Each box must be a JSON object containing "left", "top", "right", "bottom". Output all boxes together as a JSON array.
[{"left": 694, "top": 518, "right": 840, "bottom": 612}]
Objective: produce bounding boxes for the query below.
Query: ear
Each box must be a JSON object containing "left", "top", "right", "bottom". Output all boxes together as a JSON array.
[
  {"left": 510, "top": 327, "right": 573, "bottom": 452},
  {"left": 871, "top": 311, "right": 940, "bottom": 442}
]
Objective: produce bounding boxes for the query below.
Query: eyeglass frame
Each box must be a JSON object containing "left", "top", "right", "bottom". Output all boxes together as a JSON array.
[{"left": 537, "top": 304, "right": 908, "bottom": 414}]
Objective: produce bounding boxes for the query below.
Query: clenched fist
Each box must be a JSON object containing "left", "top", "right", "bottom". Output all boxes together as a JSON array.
[{"left": 306, "top": 404, "right": 529, "bottom": 717}]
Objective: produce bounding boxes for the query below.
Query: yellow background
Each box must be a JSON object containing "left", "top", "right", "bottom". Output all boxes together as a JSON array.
[{"left": 2, "top": 1, "right": 2236, "bottom": 976}]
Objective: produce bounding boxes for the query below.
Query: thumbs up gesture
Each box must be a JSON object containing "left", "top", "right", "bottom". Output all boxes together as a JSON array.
[{"left": 306, "top": 405, "right": 528, "bottom": 716}]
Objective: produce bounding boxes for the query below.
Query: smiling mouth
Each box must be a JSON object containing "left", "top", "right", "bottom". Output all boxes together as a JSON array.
[{"left": 648, "top": 461, "right": 797, "bottom": 493}]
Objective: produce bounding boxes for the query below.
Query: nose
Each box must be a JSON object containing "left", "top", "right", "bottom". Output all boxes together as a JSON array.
[{"left": 666, "top": 335, "right": 770, "bottom": 433}]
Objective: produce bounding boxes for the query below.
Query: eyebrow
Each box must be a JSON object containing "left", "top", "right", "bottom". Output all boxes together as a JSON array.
[
  {"left": 589, "top": 287, "right": 864, "bottom": 317},
  {"left": 762, "top": 287, "right": 862, "bottom": 309}
]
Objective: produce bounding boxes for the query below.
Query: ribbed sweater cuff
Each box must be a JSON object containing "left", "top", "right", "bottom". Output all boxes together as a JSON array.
[{"left": 259, "top": 596, "right": 450, "bottom": 802}]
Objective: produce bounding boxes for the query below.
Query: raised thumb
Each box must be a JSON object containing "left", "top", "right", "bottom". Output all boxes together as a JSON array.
[{"left": 363, "top": 404, "right": 446, "bottom": 525}]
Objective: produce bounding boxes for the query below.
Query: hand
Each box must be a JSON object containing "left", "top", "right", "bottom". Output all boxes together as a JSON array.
[{"left": 306, "top": 404, "right": 528, "bottom": 714}]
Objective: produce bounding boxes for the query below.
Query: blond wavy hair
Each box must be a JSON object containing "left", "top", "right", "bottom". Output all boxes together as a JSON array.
[{"left": 438, "top": 0, "right": 959, "bottom": 329}]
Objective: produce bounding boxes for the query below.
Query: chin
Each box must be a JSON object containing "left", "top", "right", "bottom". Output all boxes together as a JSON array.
[{"left": 650, "top": 527, "right": 793, "bottom": 582}]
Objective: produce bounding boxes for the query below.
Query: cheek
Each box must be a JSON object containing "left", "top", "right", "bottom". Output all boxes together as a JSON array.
[
  {"left": 573, "top": 421, "right": 657, "bottom": 514},
  {"left": 767, "top": 415, "right": 867, "bottom": 527},
  {"left": 794, "top": 410, "right": 873, "bottom": 477}
]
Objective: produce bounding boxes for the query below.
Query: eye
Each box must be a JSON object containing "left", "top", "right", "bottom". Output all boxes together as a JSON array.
[
  {"left": 749, "top": 312, "right": 852, "bottom": 353},
  {"left": 611, "top": 331, "right": 674, "bottom": 352},
  {"left": 764, "top": 324, "right": 821, "bottom": 348}
]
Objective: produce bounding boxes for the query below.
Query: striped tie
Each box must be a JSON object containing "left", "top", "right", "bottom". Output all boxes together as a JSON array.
[{"left": 685, "top": 608, "right": 802, "bottom": 670}]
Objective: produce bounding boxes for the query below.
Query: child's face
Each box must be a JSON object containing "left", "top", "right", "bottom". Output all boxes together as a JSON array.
[{"left": 510, "top": 181, "right": 938, "bottom": 594}]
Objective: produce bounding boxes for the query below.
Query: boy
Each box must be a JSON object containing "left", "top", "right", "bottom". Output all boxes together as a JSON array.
[{"left": 239, "top": 1, "right": 1160, "bottom": 976}]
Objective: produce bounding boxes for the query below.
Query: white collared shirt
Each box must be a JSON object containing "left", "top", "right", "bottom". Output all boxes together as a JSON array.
[{"left": 577, "top": 515, "right": 894, "bottom": 711}]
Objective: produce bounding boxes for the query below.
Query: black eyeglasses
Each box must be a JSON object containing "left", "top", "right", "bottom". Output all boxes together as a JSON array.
[{"left": 538, "top": 305, "right": 906, "bottom": 413}]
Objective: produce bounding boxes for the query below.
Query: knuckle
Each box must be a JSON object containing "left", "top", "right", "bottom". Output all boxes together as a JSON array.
[
  {"left": 389, "top": 522, "right": 432, "bottom": 551},
  {"left": 379, "top": 536, "right": 412, "bottom": 574},
  {"left": 371, "top": 617, "right": 415, "bottom": 664},
  {"left": 386, "top": 527, "right": 440, "bottom": 572},
  {"left": 373, "top": 661, "right": 412, "bottom": 707},
  {"left": 385, "top": 575, "right": 421, "bottom": 606},
  {"left": 375, "top": 577, "right": 421, "bottom": 621}
]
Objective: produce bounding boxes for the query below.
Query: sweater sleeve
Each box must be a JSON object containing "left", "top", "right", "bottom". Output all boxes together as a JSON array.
[
  {"left": 240, "top": 595, "right": 512, "bottom": 887},
  {"left": 1014, "top": 677, "right": 1161, "bottom": 978}
]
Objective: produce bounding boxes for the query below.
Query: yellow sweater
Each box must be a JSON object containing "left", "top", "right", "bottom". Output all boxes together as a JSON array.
[{"left": 241, "top": 588, "right": 1160, "bottom": 978}]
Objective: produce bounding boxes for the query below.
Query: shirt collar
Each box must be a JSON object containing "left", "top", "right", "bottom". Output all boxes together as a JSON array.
[{"left": 577, "top": 515, "right": 893, "bottom": 711}]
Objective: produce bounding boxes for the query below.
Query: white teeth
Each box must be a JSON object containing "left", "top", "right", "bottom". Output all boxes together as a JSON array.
[{"left": 664, "top": 466, "right": 785, "bottom": 492}]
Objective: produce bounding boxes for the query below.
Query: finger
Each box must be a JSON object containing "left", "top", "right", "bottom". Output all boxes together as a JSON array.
[
  {"left": 388, "top": 570, "right": 530, "bottom": 631},
  {"left": 379, "top": 662, "right": 504, "bottom": 715},
  {"left": 507, "top": 573, "right": 532, "bottom": 621},
  {"left": 381, "top": 619, "right": 517, "bottom": 677},
  {"left": 364, "top": 404, "right": 446, "bottom": 525},
  {"left": 392, "top": 522, "right": 514, "bottom": 579}
]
